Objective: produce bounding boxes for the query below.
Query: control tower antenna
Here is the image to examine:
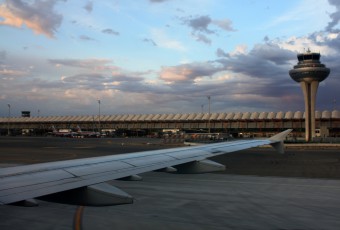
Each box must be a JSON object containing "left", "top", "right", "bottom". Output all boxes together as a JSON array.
[{"left": 289, "top": 49, "right": 330, "bottom": 142}]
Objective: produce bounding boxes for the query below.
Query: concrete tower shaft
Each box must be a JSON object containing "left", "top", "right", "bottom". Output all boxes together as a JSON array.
[{"left": 289, "top": 50, "right": 330, "bottom": 142}]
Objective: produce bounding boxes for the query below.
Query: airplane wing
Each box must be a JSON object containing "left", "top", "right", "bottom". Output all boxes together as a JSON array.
[{"left": 0, "top": 129, "right": 292, "bottom": 206}]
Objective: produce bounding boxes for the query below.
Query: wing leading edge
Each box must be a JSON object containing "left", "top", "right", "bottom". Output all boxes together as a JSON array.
[{"left": 0, "top": 129, "right": 292, "bottom": 206}]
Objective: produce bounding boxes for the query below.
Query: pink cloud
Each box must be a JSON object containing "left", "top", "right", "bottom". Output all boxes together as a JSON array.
[
  {"left": 160, "top": 66, "right": 193, "bottom": 82},
  {"left": 0, "top": 0, "right": 62, "bottom": 38}
]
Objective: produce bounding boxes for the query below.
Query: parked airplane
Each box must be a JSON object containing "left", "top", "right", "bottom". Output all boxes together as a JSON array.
[
  {"left": 50, "top": 126, "right": 75, "bottom": 137},
  {"left": 0, "top": 129, "right": 292, "bottom": 207},
  {"left": 76, "top": 125, "right": 101, "bottom": 138}
]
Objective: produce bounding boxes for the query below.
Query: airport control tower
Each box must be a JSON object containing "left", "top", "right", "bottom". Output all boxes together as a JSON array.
[{"left": 289, "top": 49, "right": 330, "bottom": 142}]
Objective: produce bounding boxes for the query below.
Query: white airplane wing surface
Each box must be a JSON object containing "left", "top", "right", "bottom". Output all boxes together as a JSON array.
[{"left": 0, "top": 129, "right": 292, "bottom": 206}]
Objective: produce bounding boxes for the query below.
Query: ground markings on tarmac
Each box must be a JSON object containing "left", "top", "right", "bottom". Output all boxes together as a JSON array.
[{"left": 73, "top": 206, "right": 84, "bottom": 230}]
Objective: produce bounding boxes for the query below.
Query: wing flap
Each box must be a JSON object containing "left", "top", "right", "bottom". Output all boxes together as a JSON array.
[
  {"left": 0, "top": 176, "right": 83, "bottom": 204},
  {"left": 64, "top": 161, "right": 132, "bottom": 177},
  {"left": 122, "top": 155, "right": 175, "bottom": 167},
  {"left": 0, "top": 169, "right": 74, "bottom": 192},
  {"left": 165, "top": 149, "right": 208, "bottom": 160}
]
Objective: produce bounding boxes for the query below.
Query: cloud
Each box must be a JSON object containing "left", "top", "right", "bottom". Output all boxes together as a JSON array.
[
  {"left": 143, "top": 38, "right": 157, "bottom": 46},
  {"left": 48, "top": 58, "right": 113, "bottom": 70},
  {"left": 182, "top": 15, "right": 236, "bottom": 34},
  {"left": 59, "top": 67, "right": 146, "bottom": 92},
  {"left": 0, "top": 68, "right": 27, "bottom": 77},
  {"left": 102, "top": 28, "right": 119, "bottom": 36},
  {"left": 212, "top": 19, "right": 236, "bottom": 32},
  {"left": 111, "top": 72, "right": 144, "bottom": 82},
  {"left": 185, "top": 15, "right": 215, "bottom": 34},
  {"left": 216, "top": 48, "right": 229, "bottom": 58},
  {"left": 326, "top": 0, "right": 340, "bottom": 31},
  {"left": 159, "top": 62, "right": 223, "bottom": 84},
  {"left": 277, "top": 31, "right": 339, "bottom": 56},
  {"left": 216, "top": 46, "right": 292, "bottom": 80},
  {"left": 229, "top": 44, "right": 248, "bottom": 56},
  {"left": 0, "top": 0, "right": 62, "bottom": 38},
  {"left": 79, "top": 35, "right": 96, "bottom": 41},
  {"left": 250, "top": 42, "right": 295, "bottom": 65},
  {"left": 83, "top": 1, "right": 93, "bottom": 13},
  {"left": 191, "top": 33, "right": 211, "bottom": 45},
  {"left": 181, "top": 15, "right": 236, "bottom": 44},
  {"left": 61, "top": 73, "right": 106, "bottom": 90}
]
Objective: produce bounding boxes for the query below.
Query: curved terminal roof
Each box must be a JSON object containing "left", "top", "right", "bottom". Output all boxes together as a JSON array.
[
  {"left": 258, "top": 112, "right": 268, "bottom": 119},
  {"left": 293, "top": 111, "right": 303, "bottom": 119},
  {"left": 241, "top": 112, "right": 251, "bottom": 120},
  {"left": 179, "top": 114, "right": 189, "bottom": 120},
  {"left": 322, "top": 111, "right": 331, "bottom": 119},
  {"left": 233, "top": 112, "right": 242, "bottom": 120},
  {"left": 332, "top": 110, "right": 339, "bottom": 118},
  {"left": 226, "top": 112, "right": 235, "bottom": 120},
  {"left": 2, "top": 110, "right": 339, "bottom": 123},
  {"left": 250, "top": 112, "right": 259, "bottom": 120}
]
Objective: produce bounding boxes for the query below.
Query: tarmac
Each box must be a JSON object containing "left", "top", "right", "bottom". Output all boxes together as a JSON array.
[{"left": 0, "top": 136, "right": 340, "bottom": 229}]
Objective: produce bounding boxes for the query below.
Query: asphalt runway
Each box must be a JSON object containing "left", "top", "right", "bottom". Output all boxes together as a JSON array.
[{"left": 1, "top": 137, "right": 340, "bottom": 229}]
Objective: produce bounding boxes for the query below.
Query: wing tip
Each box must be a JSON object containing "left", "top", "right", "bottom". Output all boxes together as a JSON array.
[
  {"left": 269, "top": 129, "right": 293, "bottom": 142},
  {"left": 269, "top": 129, "right": 293, "bottom": 154}
]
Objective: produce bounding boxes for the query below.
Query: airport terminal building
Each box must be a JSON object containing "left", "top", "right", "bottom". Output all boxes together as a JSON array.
[{"left": 1, "top": 110, "right": 339, "bottom": 140}]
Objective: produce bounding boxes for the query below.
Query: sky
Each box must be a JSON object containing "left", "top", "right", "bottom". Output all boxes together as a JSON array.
[{"left": 0, "top": 0, "right": 340, "bottom": 117}]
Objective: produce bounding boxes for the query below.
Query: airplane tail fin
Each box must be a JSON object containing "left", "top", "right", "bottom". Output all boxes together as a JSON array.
[
  {"left": 269, "top": 129, "right": 292, "bottom": 154},
  {"left": 51, "top": 125, "right": 57, "bottom": 132}
]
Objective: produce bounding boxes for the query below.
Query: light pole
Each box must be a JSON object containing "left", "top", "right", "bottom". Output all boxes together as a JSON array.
[
  {"left": 7, "top": 104, "right": 10, "bottom": 136},
  {"left": 97, "top": 99, "right": 101, "bottom": 133},
  {"left": 201, "top": 104, "right": 204, "bottom": 113},
  {"left": 207, "top": 96, "right": 211, "bottom": 133}
]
